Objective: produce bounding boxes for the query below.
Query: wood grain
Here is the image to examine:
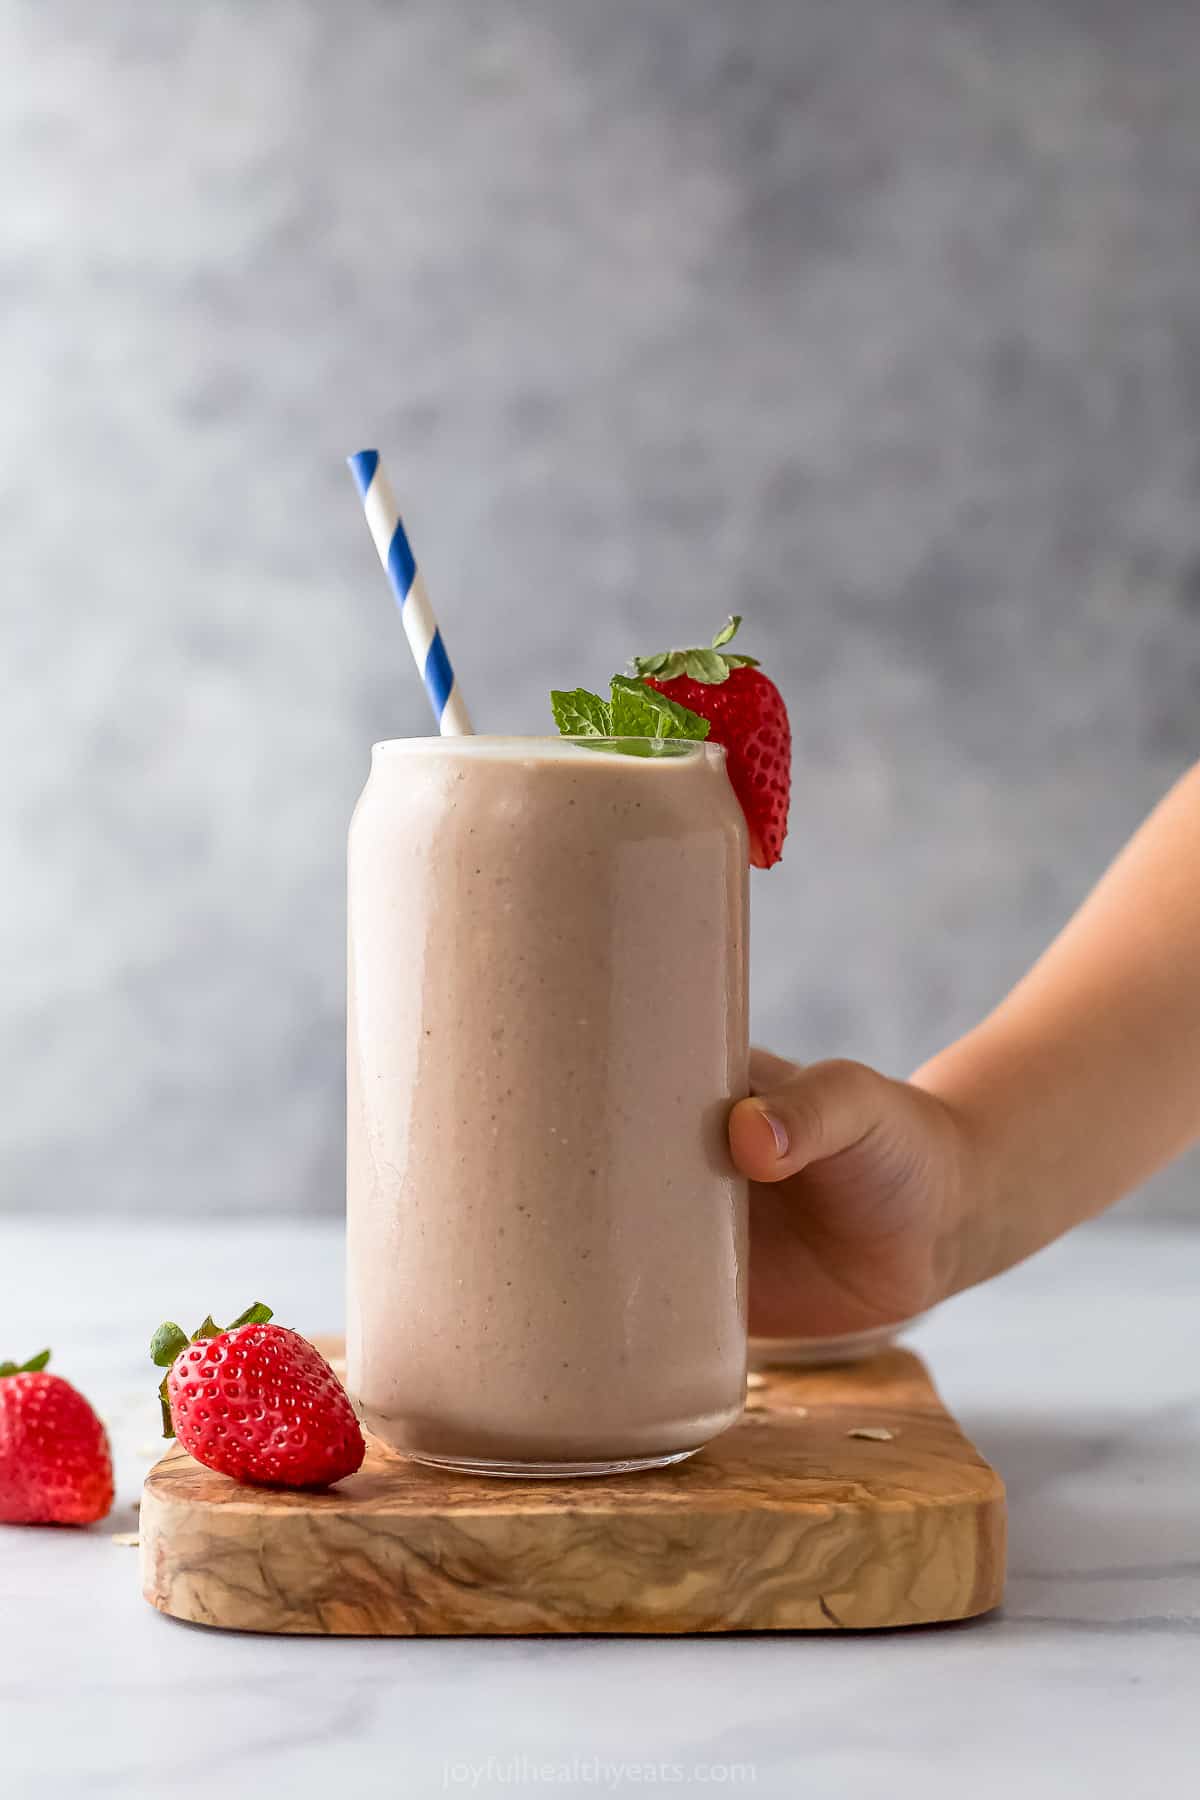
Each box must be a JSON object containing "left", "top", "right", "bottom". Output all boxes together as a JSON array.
[{"left": 140, "top": 1345, "right": 1005, "bottom": 1635}]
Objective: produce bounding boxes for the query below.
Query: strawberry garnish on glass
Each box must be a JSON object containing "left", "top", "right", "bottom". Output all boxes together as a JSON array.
[{"left": 633, "top": 616, "right": 791, "bottom": 868}]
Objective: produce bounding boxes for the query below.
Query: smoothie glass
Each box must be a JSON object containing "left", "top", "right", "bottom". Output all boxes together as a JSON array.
[{"left": 346, "top": 735, "right": 749, "bottom": 1476}]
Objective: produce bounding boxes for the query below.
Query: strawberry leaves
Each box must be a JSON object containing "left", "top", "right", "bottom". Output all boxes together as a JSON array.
[
  {"left": 149, "top": 1324, "right": 190, "bottom": 1368},
  {"left": 632, "top": 615, "right": 760, "bottom": 686},
  {"left": 0, "top": 1350, "right": 51, "bottom": 1379},
  {"left": 685, "top": 648, "right": 730, "bottom": 682}
]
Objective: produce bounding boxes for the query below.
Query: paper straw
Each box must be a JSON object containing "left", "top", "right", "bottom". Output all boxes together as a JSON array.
[{"left": 346, "top": 449, "right": 474, "bottom": 736}]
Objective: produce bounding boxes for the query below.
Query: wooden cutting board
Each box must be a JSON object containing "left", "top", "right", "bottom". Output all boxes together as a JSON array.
[{"left": 139, "top": 1344, "right": 1004, "bottom": 1635}]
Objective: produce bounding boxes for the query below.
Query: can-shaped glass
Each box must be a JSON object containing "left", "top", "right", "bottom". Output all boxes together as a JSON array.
[{"left": 346, "top": 735, "right": 749, "bottom": 1476}]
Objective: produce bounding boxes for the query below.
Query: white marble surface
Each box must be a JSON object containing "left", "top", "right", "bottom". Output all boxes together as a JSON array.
[{"left": 1, "top": 1215, "right": 1196, "bottom": 1797}]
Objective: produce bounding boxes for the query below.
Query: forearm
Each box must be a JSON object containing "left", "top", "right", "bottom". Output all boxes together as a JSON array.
[{"left": 914, "top": 761, "right": 1200, "bottom": 1292}]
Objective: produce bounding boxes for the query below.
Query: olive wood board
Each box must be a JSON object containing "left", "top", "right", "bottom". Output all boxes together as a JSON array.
[{"left": 140, "top": 1344, "right": 1005, "bottom": 1636}]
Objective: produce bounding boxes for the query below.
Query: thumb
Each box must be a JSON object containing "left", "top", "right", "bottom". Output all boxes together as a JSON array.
[{"left": 728, "top": 1058, "right": 892, "bottom": 1183}]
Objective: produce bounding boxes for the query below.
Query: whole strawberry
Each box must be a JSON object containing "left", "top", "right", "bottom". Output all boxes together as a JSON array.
[
  {"left": 635, "top": 616, "right": 791, "bottom": 868},
  {"left": 0, "top": 1350, "right": 114, "bottom": 1526},
  {"left": 151, "top": 1305, "right": 365, "bottom": 1489}
]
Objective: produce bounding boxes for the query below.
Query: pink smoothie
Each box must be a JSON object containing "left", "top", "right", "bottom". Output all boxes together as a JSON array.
[{"left": 346, "top": 736, "right": 748, "bottom": 1474}]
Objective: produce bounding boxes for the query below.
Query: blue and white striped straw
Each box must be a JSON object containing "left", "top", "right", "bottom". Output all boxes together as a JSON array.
[{"left": 346, "top": 449, "right": 474, "bottom": 736}]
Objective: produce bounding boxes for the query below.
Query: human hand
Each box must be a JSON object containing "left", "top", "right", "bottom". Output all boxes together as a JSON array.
[{"left": 728, "top": 1051, "right": 973, "bottom": 1339}]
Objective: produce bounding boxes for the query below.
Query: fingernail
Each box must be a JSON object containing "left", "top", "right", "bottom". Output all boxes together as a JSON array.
[{"left": 759, "top": 1107, "right": 789, "bottom": 1158}]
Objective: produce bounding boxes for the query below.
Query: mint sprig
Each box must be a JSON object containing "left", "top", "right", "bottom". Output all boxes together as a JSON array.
[{"left": 550, "top": 674, "right": 710, "bottom": 749}]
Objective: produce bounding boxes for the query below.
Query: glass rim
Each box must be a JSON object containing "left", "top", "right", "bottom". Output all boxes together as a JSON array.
[{"left": 370, "top": 734, "right": 725, "bottom": 760}]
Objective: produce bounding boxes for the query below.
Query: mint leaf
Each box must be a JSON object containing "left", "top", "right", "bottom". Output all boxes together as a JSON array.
[
  {"left": 608, "top": 676, "right": 675, "bottom": 739},
  {"left": 610, "top": 676, "right": 710, "bottom": 741},
  {"left": 550, "top": 687, "right": 613, "bottom": 737}
]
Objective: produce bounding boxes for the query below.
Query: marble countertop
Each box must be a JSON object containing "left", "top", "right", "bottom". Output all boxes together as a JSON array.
[{"left": 2, "top": 1215, "right": 1196, "bottom": 1796}]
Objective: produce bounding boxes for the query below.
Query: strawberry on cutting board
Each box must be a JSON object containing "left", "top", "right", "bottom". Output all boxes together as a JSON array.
[
  {"left": 151, "top": 1304, "right": 365, "bottom": 1490},
  {"left": 634, "top": 616, "right": 791, "bottom": 868},
  {"left": 0, "top": 1350, "right": 114, "bottom": 1526}
]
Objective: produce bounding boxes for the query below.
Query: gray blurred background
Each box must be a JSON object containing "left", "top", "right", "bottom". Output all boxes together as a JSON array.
[{"left": 3, "top": 0, "right": 1199, "bottom": 1219}]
